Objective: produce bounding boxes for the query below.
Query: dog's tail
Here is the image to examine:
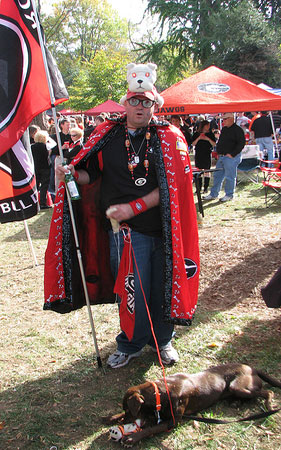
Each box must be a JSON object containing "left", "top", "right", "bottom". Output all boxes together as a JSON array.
[{"left": 257, "top": 370, "right": 281, "bottom": 388}]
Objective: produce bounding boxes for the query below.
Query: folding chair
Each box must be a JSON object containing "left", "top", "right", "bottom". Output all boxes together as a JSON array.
[
  {"left": 261, "top": 165, "right": 281, "bottom": 207},
  {"left": 237, "top": 144, "right": 260, "bottom": 184}
]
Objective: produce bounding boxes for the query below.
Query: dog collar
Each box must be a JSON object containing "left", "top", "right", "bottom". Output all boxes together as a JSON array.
[{"left": 151, "top": 381, "right": 162, "bottom": 424}]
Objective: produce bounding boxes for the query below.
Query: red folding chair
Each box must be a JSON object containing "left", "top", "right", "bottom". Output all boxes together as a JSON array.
[{"left": 261, "top": 161, "right": 281, "bottom": 206}]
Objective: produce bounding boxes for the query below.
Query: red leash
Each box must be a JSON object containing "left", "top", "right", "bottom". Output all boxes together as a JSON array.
[{"left": 131, "top": 243, "right": 176, "bottom": 427}]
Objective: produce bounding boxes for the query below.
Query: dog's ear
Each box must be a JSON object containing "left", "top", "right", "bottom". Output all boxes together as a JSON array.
[{"left": 127, "top": 392, "right": 145, "bottom": 418}]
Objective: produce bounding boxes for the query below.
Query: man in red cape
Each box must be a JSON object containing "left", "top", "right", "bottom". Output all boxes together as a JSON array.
[{"left": 45, "top": 65, "right": 200, "bottom": 369}]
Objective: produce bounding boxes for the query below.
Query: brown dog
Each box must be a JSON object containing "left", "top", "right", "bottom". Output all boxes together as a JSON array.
[{"left": 104, "top": 363, "right": 281, "bottom": 447}]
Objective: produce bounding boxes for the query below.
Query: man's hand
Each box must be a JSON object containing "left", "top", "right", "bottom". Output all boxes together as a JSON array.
[
  {"left": 55, "top": 163, "right": 74, "bottom": 183},
  {"left": 106, "top": 203, "right": 135, "bottom": 222}
]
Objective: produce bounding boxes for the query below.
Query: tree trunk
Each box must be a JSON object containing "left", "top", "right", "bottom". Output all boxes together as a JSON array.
[{"left": 31, "top": 112, "right": 49, "bottom": 131}]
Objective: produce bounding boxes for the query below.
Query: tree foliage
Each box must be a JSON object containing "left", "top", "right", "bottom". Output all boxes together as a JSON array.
[
  {"left": 39, "top": 0, "right": 133, "bottom": 110},
  {"left": 143, "top": 0, "right": 281, "bottom": 85},
  {"left": 68, "top": 50, "right": 131, "bottom": 110},
  {"left": 206, "top": 1, "right": 281, "bottom": 85}
]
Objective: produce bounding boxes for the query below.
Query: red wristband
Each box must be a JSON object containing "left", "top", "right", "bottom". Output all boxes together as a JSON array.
[
  {"left": 73, "top": 170, "right": 79, "bottom": 181},
  {"left": 129, "top": 198, "right": 147, "bottom": 216}
]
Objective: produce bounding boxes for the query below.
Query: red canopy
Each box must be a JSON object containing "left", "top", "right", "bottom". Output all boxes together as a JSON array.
[
  {"left": 59, "top": 109, "right": 80, "bottom": 115},
  {"left": 84, "top": 99, "right": 125, "bottom": 115},
  {"left": 157, "top": 66, "right": 281, "bottom": 115}
]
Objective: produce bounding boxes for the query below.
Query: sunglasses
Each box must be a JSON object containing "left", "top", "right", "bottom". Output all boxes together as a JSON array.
[
  {"left": 128, "top": 98, "right": 155, "bottom": 108},
  {"left": 71, "top": 134, "right": 78, "bottom": 137}
]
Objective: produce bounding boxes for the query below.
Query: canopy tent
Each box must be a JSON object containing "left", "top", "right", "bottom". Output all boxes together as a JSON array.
[
  {"left": 157, "top": 66, "right": 281, "bottom": 115},
  {"left": 84, "top": 99, "right": 125, "bottom": 116},
  {"left": 258, "top": 83, "right": 281, "bottom": 98},
  {"left": 59, "top": 108, "right": 81, "bottom": 115}
]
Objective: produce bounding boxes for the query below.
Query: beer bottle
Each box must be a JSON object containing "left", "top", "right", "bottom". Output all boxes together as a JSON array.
[{"left": 63, "top": 164, "right": 81, "bottom": 200}]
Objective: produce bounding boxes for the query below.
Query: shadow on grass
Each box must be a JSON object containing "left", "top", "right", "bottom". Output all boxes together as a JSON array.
[
  {"left": 215, "top": 315, "right": 281, "bottom": 371},
  {"left": 198, "top": 240, "right": 281, "bottom": 312},
  {"left": 0, "top": 352, "right": 158, "bottom": 450},
  {"left": 3, "top": 210, "right": 52, "bottom": 243},
  {"left": 201, "top": 182, "right": 280, "bottom": 218}
]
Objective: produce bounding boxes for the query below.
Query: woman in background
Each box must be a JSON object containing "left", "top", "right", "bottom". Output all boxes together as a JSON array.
[
  {"left": 31, "top": 130, "right": 51, "bottom": 209},
  {"left": 192, "top": 120, "right": 216, "bottom": 193}
]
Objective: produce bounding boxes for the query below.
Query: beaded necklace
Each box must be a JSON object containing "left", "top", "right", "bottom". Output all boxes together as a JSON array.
[{"left": 125, "top": 123, "right": 151, "bottom": 182}]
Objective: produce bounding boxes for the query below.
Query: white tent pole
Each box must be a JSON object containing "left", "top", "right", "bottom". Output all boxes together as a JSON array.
[
  {"left": 24, "top": 220, "right": 38, "bottom": 267},
  {"left": 30, "top": 0, "right": 103, "bottom": 368}
]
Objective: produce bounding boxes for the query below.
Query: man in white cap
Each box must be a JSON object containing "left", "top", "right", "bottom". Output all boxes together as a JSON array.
[
  {"left": 204, "top": 113, "right": 245, "bottom": 202},
  {"left": 48, "top": 65, "right": 200, "bottom": 370}
]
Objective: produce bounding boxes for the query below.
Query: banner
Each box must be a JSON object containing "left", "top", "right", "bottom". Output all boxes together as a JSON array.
[
  {"left": 0, "top": 0, "right": 68, "bottom": 156},
  {"left": 0, "top": 131, "right": 38, "bottom": 223}
]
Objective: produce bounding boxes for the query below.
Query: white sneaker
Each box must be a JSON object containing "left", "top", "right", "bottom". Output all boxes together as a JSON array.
[
  {"left": 220, "top": 195, "right": 233, "bottom": 202},
  {"left": 203, "top": 194, "right": 217, "bottom": 200},
  {"left": 107, "top": 349, "right": 142, "bottom": 369},
  {"left": 153, "top": 343, "right": 179, "bottom": 365}
]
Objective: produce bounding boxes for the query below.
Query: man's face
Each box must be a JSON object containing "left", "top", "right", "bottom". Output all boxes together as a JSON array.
[
  {"left": 61, "top": 121, "right": 70, "bottom": 134},
  {"left": 171, "top": 117, "right": 181, "bottom": 128},
  {"left": 223, "top": 117, "right": 234, "bottom": 128},
  {"left": 125, "top": 96, "right": 155, "bottom": 129}
]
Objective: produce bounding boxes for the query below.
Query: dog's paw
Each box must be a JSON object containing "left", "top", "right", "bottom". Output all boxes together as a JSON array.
[{"left": 121, "top": 435, "right": 135, "bottom": 448}]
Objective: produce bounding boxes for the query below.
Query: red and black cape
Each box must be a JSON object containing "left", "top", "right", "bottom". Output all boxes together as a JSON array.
[{"left": 44, "top": 117, "right": 200, "bottom": 326}]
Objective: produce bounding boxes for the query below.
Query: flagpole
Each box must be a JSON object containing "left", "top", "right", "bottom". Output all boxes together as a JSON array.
[
  {"left": 30, "top": 0, "right": 103, "bottom": 368},
  {"left": 24, "top": 219, "right": 39, "bottom": 267}
]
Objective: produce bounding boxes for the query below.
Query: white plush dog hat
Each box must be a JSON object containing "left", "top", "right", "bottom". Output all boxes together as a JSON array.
[{"left": 120, "top": 63, "right": 164, "bottom": 108}]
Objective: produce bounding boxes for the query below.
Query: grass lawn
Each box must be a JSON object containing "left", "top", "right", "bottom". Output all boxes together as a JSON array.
[{"left": 0, "top": 177, "right": 280, "bottom": 450}]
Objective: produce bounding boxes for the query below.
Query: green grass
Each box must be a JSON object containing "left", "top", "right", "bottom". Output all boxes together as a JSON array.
[{"left": 0, "top": 180, "right": 281, "bottom": 449}]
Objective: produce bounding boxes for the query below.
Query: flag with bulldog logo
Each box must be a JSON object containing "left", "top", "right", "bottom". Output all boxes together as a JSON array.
[
  {"left": 113, "top": 229, "right": 135, "bottom": 341},
  {"left": 0, "top": 0, "right": 68, "bottom": 156}
]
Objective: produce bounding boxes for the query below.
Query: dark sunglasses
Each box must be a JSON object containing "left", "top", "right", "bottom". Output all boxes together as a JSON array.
[{"left": 128, "top": 98, "right": 155, "bottom": 108}]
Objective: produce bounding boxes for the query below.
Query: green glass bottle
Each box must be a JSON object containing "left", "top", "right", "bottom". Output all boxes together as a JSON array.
[{"left": 64, "top": 164, "right": 81, "bottom": 200}]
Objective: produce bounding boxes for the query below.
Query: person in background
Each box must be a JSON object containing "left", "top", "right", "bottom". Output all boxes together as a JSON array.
[
  {"left": 75, "top": 115, "right": 84, "bottom": 130},
  {"left": 251, "top": 111, "right": 274, "bottom": 164},
  {"left": 66, "top": 127, "right": 84, "bottom": 162},
  {"left": 204, "top": 113, "right": 245, "bottom": 202},
  {"left": 192, "top": 120, "right": 216, "bottom": 193},
  {"left": 236, "top": 112, "right": 250, "bottom": 132},
  {"left": 94, "top": 115, "right": 105, "bottom": 126},
  {"left": 29, "top": 125, "right": 40, "bottom": 144},
  {"left": 212, "top": 129, "right": 221, "bottom": 160},
  {"left": 170, "top": 115, "right": 192, "bottom": 148},
  {"left": 31, "top": 130, "right": 51, "bottom": 210},
  {"left": 49, "top": 118, "right": 71, "bottom": 196}
]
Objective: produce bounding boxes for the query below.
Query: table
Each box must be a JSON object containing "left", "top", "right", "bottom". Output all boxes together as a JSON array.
[{"left": 192, "top": 168, "right": 222, "bottom": 217}]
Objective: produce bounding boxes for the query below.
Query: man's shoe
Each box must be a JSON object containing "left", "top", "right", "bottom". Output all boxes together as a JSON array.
[
  {"left": 220, "top": 195, "right": 233, "bottom": 202},
  {"left": 159, "top": 343, "right": 179, "bottom": 365},
  {"left": 203, "top": 194, "right": 217, "bottom": 200},
  {"left": 107, "top": 349, "right": 142, "bottom": 369}
]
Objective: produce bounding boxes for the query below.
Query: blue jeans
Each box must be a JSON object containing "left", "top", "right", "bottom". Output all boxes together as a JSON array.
[
  {"left": 256, "top": 137, "right": 274, "bottom": 163},
  {"left": 210, "top": 153, "right": 242, "bottom": 198},
  {"left": 109, "top": 230, "right": 174, "bottom": 354}
]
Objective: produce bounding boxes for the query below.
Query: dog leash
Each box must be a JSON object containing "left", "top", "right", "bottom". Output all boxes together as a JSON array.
[
  {"left": 182, "top": 407, "right": 281, "bottom": 424},
  {"left": 131, "top": 246, "right": 176, "bottom": 427},
  {"left": 150, "top": 381, "right": 162, "bottom": 424}
]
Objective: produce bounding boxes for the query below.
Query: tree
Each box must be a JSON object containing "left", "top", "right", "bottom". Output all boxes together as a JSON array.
[
  {"left": 206, "top": 1, "right": 281, "bottom": 85},
  {"left": 142, "top": 0, "right": 280, "bottom": 85},
  {"left": 39, "top": 0, "right": 133, "bottom": 110},
  {"left": 68, "top": 50, "right": 131, "bottom": 110}
]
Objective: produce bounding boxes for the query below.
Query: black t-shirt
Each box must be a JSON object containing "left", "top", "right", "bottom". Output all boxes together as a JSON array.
[
  {"left": 251, "top": 115, "right": 273, "bottom": 138},
  {"left": 50, "top": 132, "right": 71, "bottom": 156},
  {"left": 84, "top": 125, "right": 162, "bottom": 236}
]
